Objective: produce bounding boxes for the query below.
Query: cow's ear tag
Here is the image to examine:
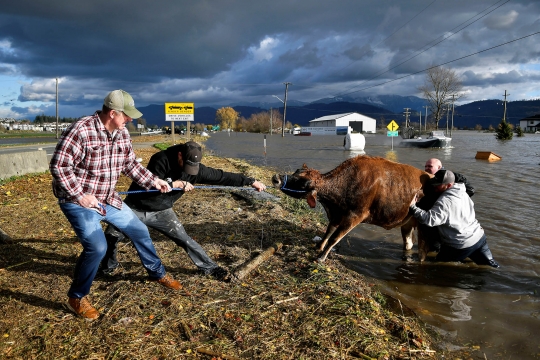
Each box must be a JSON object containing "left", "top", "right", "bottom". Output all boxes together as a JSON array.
[{"left": 307, "top": 191, "right": 317, "bottom": 208}]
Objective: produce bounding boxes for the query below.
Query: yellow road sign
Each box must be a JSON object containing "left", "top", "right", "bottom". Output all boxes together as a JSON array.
[{"left": 387, "top": 120, "right": 399, "bottom": 131}]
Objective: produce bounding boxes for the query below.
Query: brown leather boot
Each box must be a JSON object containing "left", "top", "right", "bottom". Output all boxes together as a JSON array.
[
  {"left": 67, "top": 297, "right": 100, "bottom": 320},
  {"left": 153, "top": 274, "right": 182, "bottom": 290}
]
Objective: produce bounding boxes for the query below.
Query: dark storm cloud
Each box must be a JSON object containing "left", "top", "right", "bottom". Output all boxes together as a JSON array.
[
  {"left": 343, "top": 44, "right": 375, "bottom": 61},
  {"left": 0, "top": 0, "right": 540, "bottom": 119}
]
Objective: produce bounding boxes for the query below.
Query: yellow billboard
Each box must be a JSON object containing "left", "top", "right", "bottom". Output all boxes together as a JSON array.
[{"left": 165, "top": 102, "right": 194, "bottom": 121}]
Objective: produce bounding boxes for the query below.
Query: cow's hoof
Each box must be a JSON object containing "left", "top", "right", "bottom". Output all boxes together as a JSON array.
[
  {"left": 401, "top": 254, "right": 415, "bottom": 262},
  {"left": 316, "top": 257, "right": 327, "bottom": 263}
]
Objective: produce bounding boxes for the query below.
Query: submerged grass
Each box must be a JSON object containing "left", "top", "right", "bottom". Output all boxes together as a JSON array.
[{"left": 0, "top": 136, "right": 470, "bottom": 359}]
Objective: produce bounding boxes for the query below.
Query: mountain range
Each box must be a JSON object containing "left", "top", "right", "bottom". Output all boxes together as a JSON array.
[{"left": 138, "top": 95, "right": 540, "bottom": 130}]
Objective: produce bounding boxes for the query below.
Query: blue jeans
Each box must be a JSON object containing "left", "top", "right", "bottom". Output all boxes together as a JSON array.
[
  {"left": 60, "top": 202, "right": 166, "bottom": 299},
  {"left": 436, "top": 234, "right": 494, "bottom": 265}
]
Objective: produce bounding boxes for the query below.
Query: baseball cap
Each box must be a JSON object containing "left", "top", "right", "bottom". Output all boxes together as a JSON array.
[
  {"left": 103, "top": 89, "right": 143, "bottom": 119},
  {"left": 182, "top": 141, "right": 202, "bottom": 175},
  {"left": 429, "top": 169, "right": 455, "bottom": 186}
]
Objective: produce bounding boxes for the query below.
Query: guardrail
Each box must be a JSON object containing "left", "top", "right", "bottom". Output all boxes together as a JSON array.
[{"left": 140, "top": 130, "right": 165, "bottom": 135}]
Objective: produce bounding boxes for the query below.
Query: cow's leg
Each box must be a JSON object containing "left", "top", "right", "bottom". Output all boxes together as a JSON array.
[
  {"left": 317, "top": 224, "right": 338, "bottom": 252},
  {"left": 400, "top": 216, "right": 416, "bottom": 262},
  {"left": 400, "top": 217, "right": 415, "bottom": 251},
  {"left": 318, "top": 215, "right": 365, "bottom": 262},
  {"left": 417, "top": 226, "right": 430, "bottom": 262}
]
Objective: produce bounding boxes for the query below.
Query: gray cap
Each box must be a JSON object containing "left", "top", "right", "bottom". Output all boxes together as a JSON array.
[
  {"left": 429, "top": 169, "right": 455, "bottom": 186},
  {"left": 103, "top": 89, "right": 143, "bottom": 119},
  {"left": 182, "top": 141, "right": 202, "bottom": 175}
]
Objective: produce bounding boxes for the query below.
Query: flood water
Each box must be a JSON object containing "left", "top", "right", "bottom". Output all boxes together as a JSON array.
[{"left": 206, "top": 131, "right": 540, "bottom": 359}]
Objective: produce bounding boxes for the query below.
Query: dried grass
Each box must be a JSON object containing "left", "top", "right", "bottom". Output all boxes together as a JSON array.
[{"left": 0, "top": 137, "right": 460, "bottom": 359}]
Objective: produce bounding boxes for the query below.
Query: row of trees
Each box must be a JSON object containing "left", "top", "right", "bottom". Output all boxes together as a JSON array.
[
  {"left": 215, "top": 107, "right": 293, "bottom": 133},
  {"left": 33, "top": 114, "right": 79, "bottom": 124}
]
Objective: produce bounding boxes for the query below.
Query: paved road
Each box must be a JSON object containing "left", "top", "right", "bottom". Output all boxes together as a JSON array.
[
  {"left": 0, "top": 141, "right": 158, "bottom": 162},
  {"left": 0, "top": 143, "right": 58, "bottom": 161}
]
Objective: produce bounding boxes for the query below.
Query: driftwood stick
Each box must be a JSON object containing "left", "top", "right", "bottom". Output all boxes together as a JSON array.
[
  {"left": 274, "top": 296, "right": 299, "bottom": 305},
  {"left": 232, "top": 242, "right": 282, "bottom": 282},
  {"left": 349, "top": 351, "right": 376, "bottom": 360},
  {"left": 0, "top": 227, "right": 13, "bottom": 244},
  {"left": 180, "top": 320, "right": 192, "bottom": 341},
  {"left": 0, "top": 260, "right": 33, "bottom": 272},
  {"left": 195, "top": 347, "right": 241, "bottom": 360}
]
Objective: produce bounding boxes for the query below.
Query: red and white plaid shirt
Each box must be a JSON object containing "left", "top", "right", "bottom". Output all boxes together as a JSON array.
[{"left": 50, "top": 112, "right": 155, "bottom": 209}]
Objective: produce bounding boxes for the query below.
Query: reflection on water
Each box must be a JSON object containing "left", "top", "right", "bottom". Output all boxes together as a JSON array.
[
  {"left": 206, "top": 131, "right": 540, "bottom": 359},
  {"left": 346, "top": 149, "right": 366, "bottom": 159},
  {"left": 429, "top": 288, "right": 472, "bottom": 322},
  {"left": 384, "top": 150, "right": 398, "bottom": 162}
]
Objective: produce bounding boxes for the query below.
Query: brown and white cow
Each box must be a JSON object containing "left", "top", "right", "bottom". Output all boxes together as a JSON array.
[{"left": 272, "top": 155, "right": 433, "bottom": 262}]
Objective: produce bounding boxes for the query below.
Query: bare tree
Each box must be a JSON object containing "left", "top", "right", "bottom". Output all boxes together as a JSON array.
[{"left": 418, "top": 67, "right": 464, "bottom": 129}]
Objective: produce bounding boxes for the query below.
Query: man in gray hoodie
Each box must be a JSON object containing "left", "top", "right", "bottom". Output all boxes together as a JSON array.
[{"left": 410, "top": 169, "right": 499, "bottom": 268}]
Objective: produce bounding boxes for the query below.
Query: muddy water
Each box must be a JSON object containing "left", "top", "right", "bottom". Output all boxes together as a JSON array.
[{"left": 206, "top": 131, "right": 540, "bottom": 359}]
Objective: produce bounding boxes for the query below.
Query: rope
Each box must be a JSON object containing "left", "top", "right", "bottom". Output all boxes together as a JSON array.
[{"left": 118, "top": 185, "right": 259, "bottom": 195}]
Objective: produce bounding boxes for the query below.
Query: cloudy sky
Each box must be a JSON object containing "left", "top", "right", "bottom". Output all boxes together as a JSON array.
[{"left": 0, "top": 0, "right": 539, "bottom": 119}]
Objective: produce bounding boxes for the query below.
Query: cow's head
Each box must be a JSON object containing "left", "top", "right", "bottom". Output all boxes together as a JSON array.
[{"left": 272, "top": 164, "right": 321, "bottom": 208}]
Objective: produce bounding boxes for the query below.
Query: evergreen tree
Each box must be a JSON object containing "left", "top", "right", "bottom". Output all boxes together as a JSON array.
[
  {"left": 495, "top": 118, "right": 513, "bottom": 140},
  {"left": 515, "top": 126, "right": 524, "bottom": 137}
]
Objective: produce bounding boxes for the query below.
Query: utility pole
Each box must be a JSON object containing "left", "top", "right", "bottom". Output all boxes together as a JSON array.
[
  {"left": 445, "top": 105, "right": 450, "bottom": 136},
  {"left": 450, "top": 94, "right": 457, "bottom": 138},
  {"left": 419, "top": 111, "right": 422, "bottom": 136},
  {"left": 502, "top": 90, "right": 510, "bottom": 122},
  {"left": 403, "top": 108, "right": 410, "bottom": 127},
  {"left": 55, "top": 78, "right": 59, "bottom": 139},
  {"left": 423, "top": 105, "right": 428, "bottom": 133},
  {"left": 282, "top": 82, "right": 291, "bottom": 137},
  {"left": 403, "top": 108, "right": 411, "bottom": 138}
]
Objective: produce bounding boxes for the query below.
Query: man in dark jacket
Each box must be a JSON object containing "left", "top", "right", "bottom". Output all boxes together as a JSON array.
[
  {"left": 100, "top": 141, "right": 266, "bottom": 281},
  {"left": 415, "top": 158, "right": 475, "bottom": 255}
]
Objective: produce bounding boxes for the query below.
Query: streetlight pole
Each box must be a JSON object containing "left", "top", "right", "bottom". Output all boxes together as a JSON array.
[
  {"left": 282, "top": 82, "right": 291, "bottom": 137},
  {"left": 272, "top": 94, "right": 286, "bottom": 137}
]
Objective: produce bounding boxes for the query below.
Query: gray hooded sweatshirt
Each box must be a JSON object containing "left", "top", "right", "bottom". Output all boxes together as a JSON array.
[{"left": 410, "top": 183, "right": 484, "bottom": 249}]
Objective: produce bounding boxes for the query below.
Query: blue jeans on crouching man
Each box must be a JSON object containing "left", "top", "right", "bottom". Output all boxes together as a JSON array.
[{"left": 59, "top": 202, "right": 166, "bottom": 299}]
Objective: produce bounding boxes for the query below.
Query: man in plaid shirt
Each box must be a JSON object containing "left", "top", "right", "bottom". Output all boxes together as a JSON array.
[{"left": 50, "top": 89, "right": 182, "bottom": 320}]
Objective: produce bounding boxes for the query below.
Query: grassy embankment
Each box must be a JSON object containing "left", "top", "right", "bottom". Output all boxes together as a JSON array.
[{"left": 0, "top": 134, "right": 469, "bottom": 359}]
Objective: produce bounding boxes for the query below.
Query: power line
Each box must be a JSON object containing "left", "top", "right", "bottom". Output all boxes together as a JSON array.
[
  {"left": 333, "top": 0, "right": 510, "bottom": 98},
  {"left": 337, "top": 30, "right": 540, "bottom": 97}
]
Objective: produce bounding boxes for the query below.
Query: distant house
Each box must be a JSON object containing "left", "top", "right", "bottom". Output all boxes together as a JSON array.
[
  {"left": 305, "top": 112, "right": 377, "bottom": 134},
  {"left": 519, "top": 114, "right": 540, "bottom": 132}
]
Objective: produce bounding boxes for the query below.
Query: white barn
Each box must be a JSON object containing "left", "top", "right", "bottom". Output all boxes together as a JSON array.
[
  {"left": 519, "top": 114, "right": 540, "bottom": 132},
  {"left": 303, "top": 112, "right": 376, "bottom": 134}
]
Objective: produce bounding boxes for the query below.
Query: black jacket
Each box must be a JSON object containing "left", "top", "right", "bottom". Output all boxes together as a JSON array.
[
  {"left": 124, "top": 147, "right": 254, "bottom": 212},
  {"left": 416, "top": 171, "right": 475, "bottom": 211}
]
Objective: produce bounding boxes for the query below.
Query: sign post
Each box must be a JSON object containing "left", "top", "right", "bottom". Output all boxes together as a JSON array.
[
  {"left": 165, "top": 102, "right": 194, "bottom": 143},
  {"left": 386, "top": 120, "right": 399, "bottom": 150}
]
